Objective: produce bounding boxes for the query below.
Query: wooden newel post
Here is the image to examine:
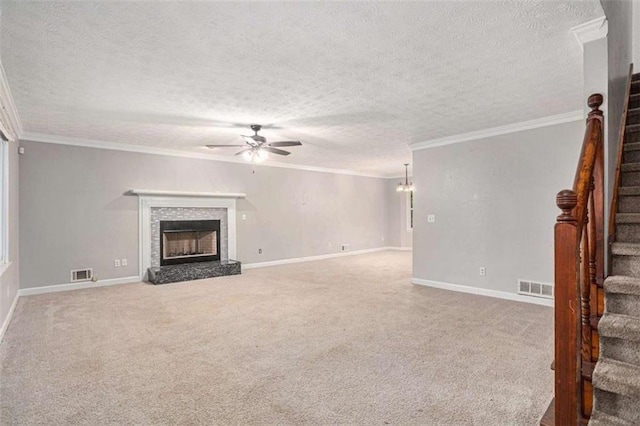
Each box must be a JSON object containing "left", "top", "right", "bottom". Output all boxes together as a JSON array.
[
  {"left": 588, "top": 94, "right": 604, "bottom": 122},
  {"left": 555, "top": 189, "right": 580, "bottom": 426}
]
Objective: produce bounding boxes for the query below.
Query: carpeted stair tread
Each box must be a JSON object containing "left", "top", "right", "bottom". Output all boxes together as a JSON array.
[
  {"left": 592, "top": 358, "right": 640, "bottom": 398},
  {"left": 619, "top": 186, "right": 640, "bottom": 196},
  {"left": 616, "top": 213, "right": 640, "bottom": 224},
  {"left": 621, "top": 162, "right": 640, "bottom": 172},
  {"left": 612, "top": 242, "right": 640, "bottom": 256},
  {"left": 605, "top": 276, "right": 640, "bottom": 296},
  {"left": 589, "top": 410, "right": 634, "bottom": 426},
  {"left": 627, "top": 124, "right": 640, "bottom": 133},
  {"left": 599, "top": 314, "right": 640, "bottom": 342},
  {"left": 623, "top": 142, "right": 640, "bottom": 152}
]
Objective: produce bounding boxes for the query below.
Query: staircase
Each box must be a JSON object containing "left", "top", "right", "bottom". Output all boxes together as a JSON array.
[{"left": 589, "top": 72, "right": 640, "bottom": 425}]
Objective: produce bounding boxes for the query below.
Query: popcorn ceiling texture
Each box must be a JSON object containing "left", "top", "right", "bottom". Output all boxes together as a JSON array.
[
  {"left": 0, "top": 1, "right": 603, "bottom": 176},
  {"left": 150, "top": 207, "right": 228, "bottom": 267}
]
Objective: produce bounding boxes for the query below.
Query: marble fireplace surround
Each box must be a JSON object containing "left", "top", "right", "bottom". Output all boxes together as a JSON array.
[{"left": 131, "top": 190, "right": 246, "bottom": 280}]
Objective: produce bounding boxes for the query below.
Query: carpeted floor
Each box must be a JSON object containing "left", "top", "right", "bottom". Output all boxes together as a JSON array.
[{"left": 0, "top": 251, "right": 553, "bottom": 425}]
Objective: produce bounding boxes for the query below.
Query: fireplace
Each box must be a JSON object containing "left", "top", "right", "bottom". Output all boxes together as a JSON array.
[{"left": 160, "top": 220, "right": 221, "bottom": 266}]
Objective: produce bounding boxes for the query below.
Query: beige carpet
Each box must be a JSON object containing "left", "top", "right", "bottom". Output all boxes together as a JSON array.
[{"left": 1, "top": 251, "right": 553, "bottom": 425}]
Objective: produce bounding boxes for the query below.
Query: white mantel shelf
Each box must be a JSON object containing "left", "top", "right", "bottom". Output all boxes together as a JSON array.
[{"left": 129, "top": 189, "right": 246, "bottom": 198}]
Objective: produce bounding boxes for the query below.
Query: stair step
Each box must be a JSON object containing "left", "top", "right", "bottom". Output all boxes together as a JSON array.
[
  {"left": 599, "top": 314, "right": 640, "bottom": 342},
  {"left": 615, "top": 223, "right": 640, "bottom": 243},
  {"left": 593, "top": 358, "right": 640, "bottom": 397},
  {"left": 619, "top": 186, "right": 640, "bottom": 196},
  {"left": 616, "top": 213, "right": 640, "bottom": 224},
  {"left": 632, "top": 73, "right": 640, "bottom": 81},
  {"left": 589, "top": 410, "right": 634, "bottom": 426},
  {"left": 627, "top": 107, "right": 640, "bottom": 125},
  {"left": 623, "top": 142, "right": 640, "bottom": 152},
  {"left": 620, "top": 163, "right": 640, "bottom": 186},
  {"left": 593, "top": 389, "right": 640, "bottom": 424},
  {"left": 612, "top": 242, "right": 640, "bottom": 256},
  {"left": 621, "top": 162, "right": 640, "bottom": 172},
  {"left": 626, "top": 124, "right": 640, "bottom": 133},
  {"left": 605, "top": 276, "right": 640, "bottom": 296}
]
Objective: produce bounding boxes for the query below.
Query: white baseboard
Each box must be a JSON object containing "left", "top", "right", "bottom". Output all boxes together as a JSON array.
[
  {"left": 387, "top": 246, "right": 412, "bottom": 251},
  {"left": 243, "top": 246, "right": 408, "bottom": 269},
  {"left": 19, "top": 276, "right": 142, "bottom": 296},
  {"left": 0, "top": 290, "right": 19, "bottom": 344},
  {"left": 411, "top": 278, "right": 554, "bottom": 307}
]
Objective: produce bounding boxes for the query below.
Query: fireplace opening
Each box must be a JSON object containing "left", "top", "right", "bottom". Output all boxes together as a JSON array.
[{"left": 160, "top": 220, "right": 221, "bottom": 266}]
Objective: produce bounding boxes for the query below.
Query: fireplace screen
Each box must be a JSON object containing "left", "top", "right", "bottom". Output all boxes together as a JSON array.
[{"left": 160, "top": 220, "right": 221, "bottom": 266}]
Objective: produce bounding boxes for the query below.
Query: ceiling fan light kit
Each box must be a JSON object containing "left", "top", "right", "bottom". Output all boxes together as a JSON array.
[
  {"left": 206, "top": 124, "right": 302, "bottom": 163},
  {"left": 242, "top": 148, "right": 268, "bottom": 163},
  {"left": 397, "top": 163, "right": 413, "bottom": 192}
]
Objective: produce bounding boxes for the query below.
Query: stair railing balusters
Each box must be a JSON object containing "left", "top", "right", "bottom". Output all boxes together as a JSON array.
[
  {"left": 551, "top": 94, "right": 604, "bottom": 426},
  {"left": 582, "top": 207, "right": 592, "bottom": 365}
]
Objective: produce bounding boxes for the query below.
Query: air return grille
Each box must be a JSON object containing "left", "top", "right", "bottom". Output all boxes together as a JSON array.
[
  {"left": 518, "top": 279, "right": 553, "bottom": 299},
  {"left": 71, "top": 268, "right": 93, "bottom": 282}
]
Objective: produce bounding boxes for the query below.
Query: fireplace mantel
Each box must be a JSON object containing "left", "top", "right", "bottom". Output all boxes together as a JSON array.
[
  {"left": 129, "top": 189, "right": 246, "bottom": 198},
  {"left": 135, "top": 192, "right": 240, "bottom": 280}
]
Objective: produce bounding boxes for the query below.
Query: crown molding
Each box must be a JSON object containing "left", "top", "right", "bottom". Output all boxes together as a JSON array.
[
  {"left": 0, "top": 60, "right": 23, "bottom": 141},
  {"left": 20, "top": 131, "right": 390, "bottom": 178},
  {"left": 409, "top": 110, "right": 583, "bottom": 151},
  {"left": 571, "top": 16, "right": 608, "bottom": 50}
]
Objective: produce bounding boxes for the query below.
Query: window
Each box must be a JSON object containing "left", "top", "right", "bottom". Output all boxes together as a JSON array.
[{"left": 406, "top": 191, "right": 413, "bottom": 231}]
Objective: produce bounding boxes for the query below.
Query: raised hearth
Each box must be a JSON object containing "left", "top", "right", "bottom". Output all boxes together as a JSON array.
[{"left": 148, "top": 260, "right": 241, "bottom": 285}]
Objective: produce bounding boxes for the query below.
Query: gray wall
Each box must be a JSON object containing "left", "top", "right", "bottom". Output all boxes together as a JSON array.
[
  {"left": 19, "top": 141, "right": 389, "bottom": 289},
  {"left": 602, "top": 0, "right": 633, "bottom": 236},
  {"left": 0, "top": 141, "right": 19, "bottom": 333},
  {"left": 385, "top": 179, "right": 413, "bottom": 248},
  {"left": 412, "top": 121, "right": 583, "bottom": 294},
  {"left": 634, "top": 1, "right": 640, "bottom": 66}
]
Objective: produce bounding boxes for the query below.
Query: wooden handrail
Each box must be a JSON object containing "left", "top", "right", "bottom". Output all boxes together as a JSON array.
[
  {"left": 609, "top": 64, "right": 634, "bottom": 248},
  {"left": 552, "top": 93, "right": 604, "bottom": 425}
]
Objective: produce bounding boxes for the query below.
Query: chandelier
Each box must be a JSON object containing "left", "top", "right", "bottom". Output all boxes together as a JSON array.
[{"left": 396, "top": 163, "right": 413, "bottom": 192}]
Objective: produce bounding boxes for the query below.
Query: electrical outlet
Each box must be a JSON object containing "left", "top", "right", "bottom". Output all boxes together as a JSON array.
[
  {"left": 258, "top": 248, "right": 262, "bottom": 254},
  {"left": 479, "top": 267, "right": 486, "bottom": 276},
  {"left": 341, "top": 244, "right": 350, "bottom": 252},
  {"left": 114, "top": 259, "right": 121, "bottom": 268},
  {"left": 241, "top": 214, "right": 247, "bottom": 221},
  {"left": 121, "top": 258, "right": 128, "bottom": 267},
  {"left": 427, "top": 214, "right": 435, "bottom": 223}
]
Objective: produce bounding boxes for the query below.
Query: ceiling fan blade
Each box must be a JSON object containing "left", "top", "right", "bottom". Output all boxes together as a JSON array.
[
  {"left": 206, "top": 144, "right": 246, "bottom": 148},
  {"left": 235, "top": 148, "right": 251, "bottom": 156},
  {"left": 268, "top": 141, "right": 302, "bottom": 147},
  {"left": 263, "top": 147, "right": 290, "bottom": 156}
]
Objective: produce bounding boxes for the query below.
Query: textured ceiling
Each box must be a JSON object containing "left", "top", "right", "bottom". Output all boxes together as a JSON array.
[{"left": 1, "top": 1, "right": 603, "bottom": 176}]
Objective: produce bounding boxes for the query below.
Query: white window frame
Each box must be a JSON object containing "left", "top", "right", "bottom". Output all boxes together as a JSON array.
[{"left": 406, "top": 191, "right": 413, "bottom": 232}]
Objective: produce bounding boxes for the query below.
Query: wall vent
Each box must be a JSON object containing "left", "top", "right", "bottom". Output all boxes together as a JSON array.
[
  {"left": 518, "top": 279, "right": 553, "bottom": 299},
  {"left": 71, "top": 268, "right": 93, "bottom": 282}
]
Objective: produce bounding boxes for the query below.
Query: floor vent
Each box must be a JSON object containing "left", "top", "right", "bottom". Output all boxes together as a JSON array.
[
  {"left": 71, "top": 268, "right": 93, "bottom": 282},
  {"left": 518, "top": 279, "right": 553, "bottom": 299}
]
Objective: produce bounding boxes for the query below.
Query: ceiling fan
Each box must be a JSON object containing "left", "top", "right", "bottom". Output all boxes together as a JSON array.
[{"left": 206, "top": 124, "right": 302, "bottom": 163}]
